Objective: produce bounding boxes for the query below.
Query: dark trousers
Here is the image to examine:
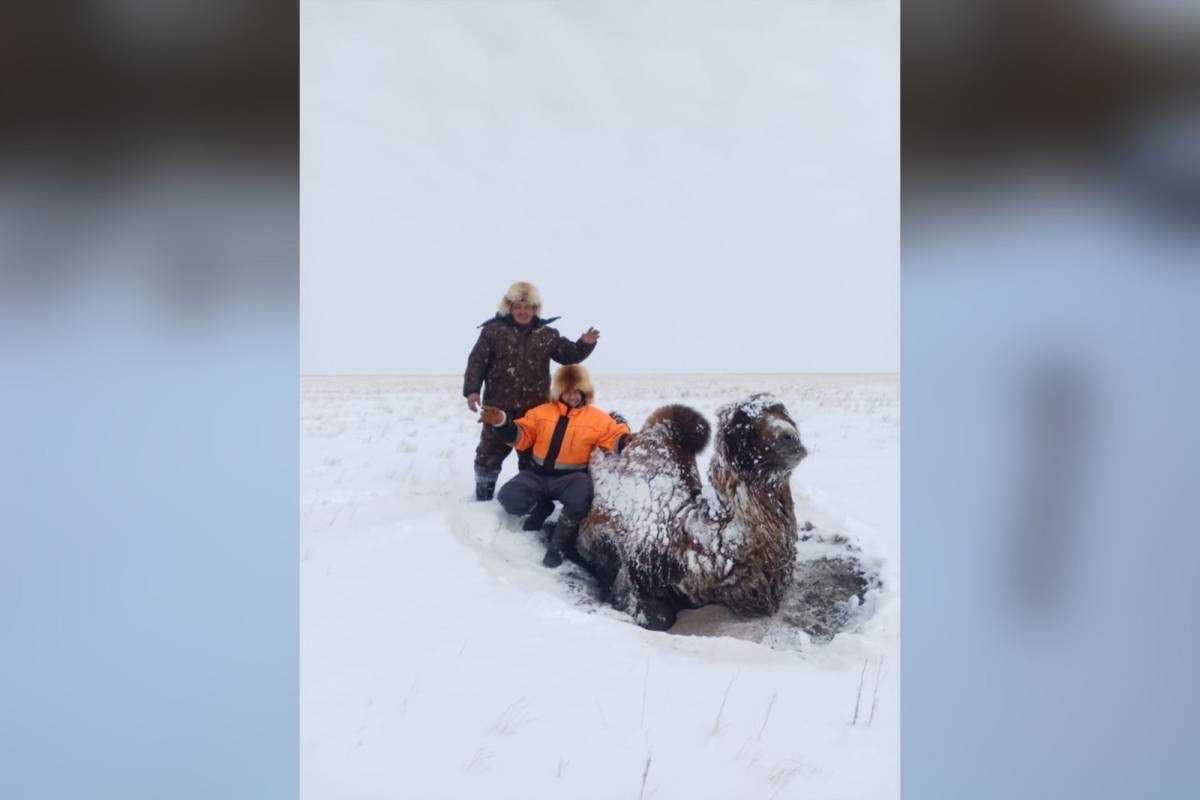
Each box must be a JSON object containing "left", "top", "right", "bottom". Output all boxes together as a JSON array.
[
  {"left": 497, "top": 470, "right": 594, "bottom": 518},
  {"left": 474, "top": 408, "right": 531, "bottom": 474}
]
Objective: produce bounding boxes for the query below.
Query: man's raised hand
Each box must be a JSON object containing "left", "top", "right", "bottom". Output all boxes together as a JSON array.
[{"left": 581, "top": 327, "right": 600, "bottom": 345}]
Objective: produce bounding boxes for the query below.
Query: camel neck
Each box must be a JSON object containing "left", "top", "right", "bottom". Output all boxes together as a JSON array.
[{"left": 708, "top": 454, "right": 796, "bottom": 531}]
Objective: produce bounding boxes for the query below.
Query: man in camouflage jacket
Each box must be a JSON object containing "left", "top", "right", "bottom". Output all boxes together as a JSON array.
[{"left": 464, "top": 281, "right": 599, "bottom": 499}]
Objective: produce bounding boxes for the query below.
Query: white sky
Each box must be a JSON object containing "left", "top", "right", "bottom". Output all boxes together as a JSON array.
[{"left": 301, "top": 0, "right": 898, "bottom": 375}]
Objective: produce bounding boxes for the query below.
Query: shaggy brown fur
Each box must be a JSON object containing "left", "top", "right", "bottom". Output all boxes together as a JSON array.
[
  {"left": 577, "top": 394, "right": 807, "bottom": 631},
  {"left": 642, "top": 404, "right": 711, "bottom": 459}
]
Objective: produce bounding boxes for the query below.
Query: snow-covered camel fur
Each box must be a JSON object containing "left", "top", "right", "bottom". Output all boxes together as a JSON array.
[{"left": 577, "top": 394, "right": 814, "bottom": 631}]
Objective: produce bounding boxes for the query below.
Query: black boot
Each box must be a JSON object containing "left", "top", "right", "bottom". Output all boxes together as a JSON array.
[
  {"left": 522, "top": 499, "right": 555, "bottom": 531},
  {"left": 543, "top": 511, "right": 581, "bottom": 568},
  {"left": 474, "top": 469, "right": 499, "bottom": 501}
]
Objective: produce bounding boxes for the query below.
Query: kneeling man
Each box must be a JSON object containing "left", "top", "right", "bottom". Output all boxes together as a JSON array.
[{"left": 479, "top": 365, "right": 631, "bottom": 567}]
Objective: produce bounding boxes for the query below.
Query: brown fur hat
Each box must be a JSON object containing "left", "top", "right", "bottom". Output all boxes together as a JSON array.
[
  {"left": 498, "top": 281, "right": 543, "bottom": 315},
  {"left": 550, "top": 364, "right": 594, "bottom": 403}
]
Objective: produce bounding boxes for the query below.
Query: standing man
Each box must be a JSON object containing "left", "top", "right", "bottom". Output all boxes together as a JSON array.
[{"left": 463, "top": 281, "right": 599, "bottom": 501}]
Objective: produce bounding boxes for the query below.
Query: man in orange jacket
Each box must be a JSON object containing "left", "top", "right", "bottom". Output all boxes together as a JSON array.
[{"left": 479, "top": 364, "right": 632, "bottom": 567}]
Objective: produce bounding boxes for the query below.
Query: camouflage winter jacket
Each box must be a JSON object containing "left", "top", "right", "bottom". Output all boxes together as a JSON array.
[{"left": 463, "top": 314, "right": 595, "bottom": 413}]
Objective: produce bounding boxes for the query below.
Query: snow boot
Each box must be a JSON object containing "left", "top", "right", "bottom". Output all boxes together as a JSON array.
[
  {"left": 542, "top": 510, "right": 581, "bottom": 568},
  {"left": 522, "top": 499, "right": 555, "bottom": 531},
  {"left": 474, "top": 468, "right": 499, "bottom": 501}
]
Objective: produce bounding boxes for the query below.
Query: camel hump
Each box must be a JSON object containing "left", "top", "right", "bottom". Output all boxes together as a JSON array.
[{"left": 643, "top": 404, "right": 711, "bottom": 456}]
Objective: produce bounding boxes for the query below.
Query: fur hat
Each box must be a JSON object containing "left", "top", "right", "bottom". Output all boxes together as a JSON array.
[
  {"left": 498, "top": 281, "right": 542, "bottom": 315},
  {"left": 550, "top": 364, "right": 594, "bottom": 403}
]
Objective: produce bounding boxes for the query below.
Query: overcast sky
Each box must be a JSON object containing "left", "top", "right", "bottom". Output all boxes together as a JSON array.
[{"left": 302, "top": 0, "right": 898, "bottom": 375}]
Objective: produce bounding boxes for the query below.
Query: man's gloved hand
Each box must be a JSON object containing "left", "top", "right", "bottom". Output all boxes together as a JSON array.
[
  {"left": 479, "top": 406, "right": 506, "bottom": 426},
  {"left": 466, "top": 393, "right": 481, "bottom": 412}
]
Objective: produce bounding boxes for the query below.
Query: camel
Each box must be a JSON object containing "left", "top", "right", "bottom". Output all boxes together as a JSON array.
[{"left": 577, "top": 394, "right": 812, "bottom": 631}]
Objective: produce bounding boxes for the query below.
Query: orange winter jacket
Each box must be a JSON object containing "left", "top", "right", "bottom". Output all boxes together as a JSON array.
[{"left": 508, "top": 401, "right": 631, "bottom": 474}]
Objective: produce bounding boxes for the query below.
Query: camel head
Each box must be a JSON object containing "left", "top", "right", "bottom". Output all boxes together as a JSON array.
[{"left": 715, "top": 393, "right": 807, "bottom": 483}]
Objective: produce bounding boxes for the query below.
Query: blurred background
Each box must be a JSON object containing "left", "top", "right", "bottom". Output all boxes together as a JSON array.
[
  {"left": 904, "top": 1, "right": 1200, "bottom": 797},
  {"left": 1, "top": 3, "right": 297, "bottom": 798}
]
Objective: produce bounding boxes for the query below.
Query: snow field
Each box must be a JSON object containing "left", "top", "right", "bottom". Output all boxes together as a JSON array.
[{"left": 302, "top": 374, "right": 898, "bottom": 799}]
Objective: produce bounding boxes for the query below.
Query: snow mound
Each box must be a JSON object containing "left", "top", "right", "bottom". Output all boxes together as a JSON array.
[{"left": 448, "top": 490, "right": 882, "bottom": 652}]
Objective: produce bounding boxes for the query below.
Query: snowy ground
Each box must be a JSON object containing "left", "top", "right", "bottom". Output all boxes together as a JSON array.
[{"left": 301, "top": 374, "right": 898, "bottom": 799}]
